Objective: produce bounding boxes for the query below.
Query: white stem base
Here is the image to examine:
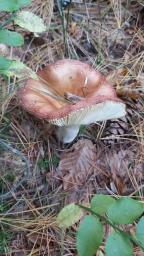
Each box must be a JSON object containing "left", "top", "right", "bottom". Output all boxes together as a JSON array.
[{"left": 57, "top": 125, "right": 80, "bottom": 143}]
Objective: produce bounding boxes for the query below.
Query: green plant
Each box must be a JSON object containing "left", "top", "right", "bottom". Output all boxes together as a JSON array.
[
  {"left": 0, "top": 0, "right": 46, "bottom": 47},
  {"left": 0, "top": 172, "right": 16, "bottom": 193},
  {"left": 0, "top": 0, "right": 46, "bottom": 80},
  {"left": 57, "top": 195, "right": 144, "bottom": 256},
  {"left": 38, "top": 155, "right": 60, "bottom": 170},
  {"left": 0, "top": 230, "right": 12, "bottom": 253},
  {"left": 0, "top": 203, "right": 9, "bottom": 213}
]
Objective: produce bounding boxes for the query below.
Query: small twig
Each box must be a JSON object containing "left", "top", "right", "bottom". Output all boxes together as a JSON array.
[
  {"left": 66, "top": 0, "right": 72, "bottom": 33},
  {"left": 57, "top": 0, "right": 68, "bottom": 55},
  {"left": 31, "top": 87, "right": 71, "bottom": 104},
  {"left": 64, "top": 92, "right": 84, "bottom": 103}
]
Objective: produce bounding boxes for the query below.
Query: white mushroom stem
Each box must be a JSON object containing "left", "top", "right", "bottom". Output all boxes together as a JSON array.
[{"left": 57, "top": 125, "right": 80, "bottom": 143}]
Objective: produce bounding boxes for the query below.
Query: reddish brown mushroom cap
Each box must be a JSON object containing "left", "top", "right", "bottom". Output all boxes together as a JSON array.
[{"left": 18, "top": 59, "right": 126, "bottom": 126}]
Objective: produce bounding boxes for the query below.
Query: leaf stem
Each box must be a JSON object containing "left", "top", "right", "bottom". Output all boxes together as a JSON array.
[
  {"left": 77, "top": 204, "right": 144, "bottom": 251},
  {"left": 77, "top": 204, "right": 122, "bottom": 232}
]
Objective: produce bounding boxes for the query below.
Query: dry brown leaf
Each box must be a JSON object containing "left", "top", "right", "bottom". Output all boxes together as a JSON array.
[
  {"left": 58, "top": 139, "right": 97, "bottom": 191},
  {"left": 117, "top": 88, "right": 144, "bottom": 100},
  {"left": 107, "top": 67, "right": 144, "bottom": 99},
  {"left": 110, "top": 172, "right": 126, "bottom": 195},
  {"left": 69, "top": 22, "right": 78, "bottom": 35}
]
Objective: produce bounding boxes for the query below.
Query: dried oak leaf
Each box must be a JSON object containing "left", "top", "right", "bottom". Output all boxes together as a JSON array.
[{"left": 58, "top": 139, "right": 97, "bottom": 191}]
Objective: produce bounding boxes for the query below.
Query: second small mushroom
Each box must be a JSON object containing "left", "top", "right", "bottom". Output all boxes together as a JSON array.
[{"left": 18, "top": 59, "right": 126, "bottom": 143}]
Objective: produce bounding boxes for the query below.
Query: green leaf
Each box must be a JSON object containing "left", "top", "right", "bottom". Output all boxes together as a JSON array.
[
  {"left": 4, "top": 60, "right": 38, "bottom": 79},
  {"left": 0, "top": 0, "right": 16, "bottom": 12},
  {"left": 0, "top": 30, "right": 24, "bottom": 47},
  {"left": 0, "top": 56, "right": 12, "bottom": 73},
  {"left": 136, "top": 217, "right": 144, "bottom": 249},
  {"left": 57, "top": 203, "right": 83, "bottom": 228},
  {"left": 0, "top": 0, "right": 31, "bottom": 12},
  {"left": 91, "top": 194, "right": 115, "bottom": 216},
  {"left": 17, "top": 0, "right": 31, "bottom": 7},
  {"left": 0, "top": 57, "right": 37, "bottom": 79},
  {"left": 77, "top": 215, "right": 103, "bottom": 256},
  {"left": 14, "top": 11, "right": 46, "bottom": 34},
  {"left": 105, "top": 232, "right": 133, "bottom": 256},
  {"left": 107, "top": 197, "right": 144, "bottom": 224}
]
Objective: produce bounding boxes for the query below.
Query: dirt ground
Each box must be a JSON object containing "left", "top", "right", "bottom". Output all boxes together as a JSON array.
[{"left": 0, "top": 0, "right": 144, "bottom": 255}]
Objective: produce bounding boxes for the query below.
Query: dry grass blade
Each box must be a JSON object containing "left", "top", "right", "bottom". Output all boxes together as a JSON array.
[
  {"left": 0, "top": 198, "right": 61, "bottom": 255},
  {"left": 110, "top": 0, "right": 122, "bottom": 28},
  {"left": 0, "top": 138, "right": 30, "bottom": 200}
]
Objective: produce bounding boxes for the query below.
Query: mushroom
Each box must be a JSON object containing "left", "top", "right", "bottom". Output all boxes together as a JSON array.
[{"left": 18, "top": 59, "right": 126, "bottom": 143}]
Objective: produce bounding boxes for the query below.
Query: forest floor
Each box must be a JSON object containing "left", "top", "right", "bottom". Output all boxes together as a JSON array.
[{"left": 0, "top": 0, "right": 144, "bottom": 255}]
